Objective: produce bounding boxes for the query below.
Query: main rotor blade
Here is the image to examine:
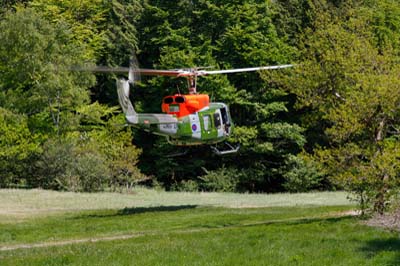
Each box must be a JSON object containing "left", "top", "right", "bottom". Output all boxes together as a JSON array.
[
  {"left": 86, "top": 66, "right": 192, "bottom": 77},
  {"left": 78, "top": 64, "right": 293, "bottom": 77},
  {"left": 202, "top": 64, "right": 293, "bottom": 75}
]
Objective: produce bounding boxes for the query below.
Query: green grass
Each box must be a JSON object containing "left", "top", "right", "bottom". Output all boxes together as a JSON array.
[
  {"left": 0, "top": 189, "right": 398, "bottom": 265},
  {"left": 0, "top": 205, "right": 349, "bottom": 245},
  {"left": 0, "top": 188, "right": 352, "bottom": 212}
]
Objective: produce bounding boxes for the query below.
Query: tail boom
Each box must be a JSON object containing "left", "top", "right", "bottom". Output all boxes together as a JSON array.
[{"left": 116, "top": 79, "right": 177, "bottom": 125}]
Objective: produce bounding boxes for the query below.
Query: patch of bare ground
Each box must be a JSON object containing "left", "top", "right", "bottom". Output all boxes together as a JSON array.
[
  {"left": 0, "top": 233, "right": 144, "bottom": 252},
  {"left": 336, "top": 210, "right": 361, "bottom": 216},
  {"left": 365, "top": 209, "right": 400, "bottom": 231}
]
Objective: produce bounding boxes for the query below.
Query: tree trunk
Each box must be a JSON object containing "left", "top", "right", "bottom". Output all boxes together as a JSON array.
[
  {"left": 373, "top": 118, "right": 388, "bottom": 215},
  {"left": 374, "top": 173, "right": 389, "bottom": 215}
]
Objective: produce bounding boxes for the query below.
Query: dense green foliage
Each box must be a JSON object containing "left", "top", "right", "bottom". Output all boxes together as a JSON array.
[
  {"left": 0, "top": 5, "right": 143, "bottom": 191},
  {"left": 1, "top": 0, "right": 400, "bottom": 212},
  {"left": 134, "top": 0, "right": 305, "bottom": 192},
  {"left": 270, "top": 1, "right": 400, "bottom": 213}
]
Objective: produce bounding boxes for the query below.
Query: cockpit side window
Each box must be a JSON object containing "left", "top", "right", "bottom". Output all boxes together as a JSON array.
[
  {"left": 220, "top": 107, "right": 230, "bottom": 125},
  {"left": 214, "top": 112, "right": 221, "bottom": 129}
]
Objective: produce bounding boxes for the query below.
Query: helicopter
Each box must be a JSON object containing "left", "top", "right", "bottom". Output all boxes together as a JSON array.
[{"left": 94, "top": 63, "right": 293, "bottom": 155}]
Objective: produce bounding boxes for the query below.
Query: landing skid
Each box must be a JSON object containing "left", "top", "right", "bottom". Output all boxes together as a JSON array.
[
  {"left": 164, "top": 143, "right": 239, "bottom": 157},
  {"left": 211, "top": 142, "right": 240, "bottom": 156}
]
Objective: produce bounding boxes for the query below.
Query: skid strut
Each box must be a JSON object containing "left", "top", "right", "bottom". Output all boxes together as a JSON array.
[{"left": 211, "top": 143, "right": 240, "bottom": 156}]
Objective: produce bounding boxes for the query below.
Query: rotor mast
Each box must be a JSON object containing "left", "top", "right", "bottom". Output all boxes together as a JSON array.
[{"left": 187, "top": 75, "right": 197, "bottom": 94}]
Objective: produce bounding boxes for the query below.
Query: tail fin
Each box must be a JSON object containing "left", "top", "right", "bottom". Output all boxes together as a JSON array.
[{"left": 116, "top": 79, "right": 138, "bottom": 124}]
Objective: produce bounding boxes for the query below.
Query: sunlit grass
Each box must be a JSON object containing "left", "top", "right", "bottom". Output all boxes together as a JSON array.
[
  {"left": 0, "top": 189, "right": 398, "bottom": 265},
  {"left": 0, "top": 188, "right": 352, "bottom": 222},
  {"left": 0, "top": 205, "right": 399, "bottom": 266},
  {"left": 0, "top": 205, "right": 350, "bottom": 246}
]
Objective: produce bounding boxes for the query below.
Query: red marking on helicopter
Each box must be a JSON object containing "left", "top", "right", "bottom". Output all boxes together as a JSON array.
[{"left": 162, "top": 94, "right": 210, "bottom": 118}]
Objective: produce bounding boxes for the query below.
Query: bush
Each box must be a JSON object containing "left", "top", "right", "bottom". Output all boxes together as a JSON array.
[
  {"left": 329, "top": 140, "right": 400, "bottom": 214},
  {"left": 34, "top": 138, "right": 110, "bottom": 192},
  {"left": 171, "top": 180, "right": 199, "bottom": 192},
  {"left": 61, "top": 151, "right": 110, "bottom": 192},
  {"left": 82, "top": 117, "right": 147, "bottom": 192},
  {"left": 282, "top": 154, "right": 325, "bottom": 193},
  {"left": 34, "top": 116, "right": 147, "bottom": 192},
  {"left": 34, "top": 139, "right": 75, "bottom": 189},
  {"left": 199, "top": 167, "right": 239, "bottom": 192}
]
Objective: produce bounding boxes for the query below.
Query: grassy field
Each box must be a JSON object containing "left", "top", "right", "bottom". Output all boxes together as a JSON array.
[{"left": 0, "top": 189, "right": 399, "bottom": 265}]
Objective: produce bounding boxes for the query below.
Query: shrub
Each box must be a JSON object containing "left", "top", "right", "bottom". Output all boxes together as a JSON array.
[
  {"left": 82, "top": 117, "right": 147, "bottom": 192},
  {"left": 199, "top": 167, "right": 239, "bottom": 192},
  {"left": 62, "top": 151, "right": 110, "bottom": 192},
  {"left": 34, "top": 139, "right": 75, "bottom": 189},
  {"left": 282, "top": 154, "right": 325, "bottom": 193},
  {"left": 34, "top": 138, "right": 110, "bottom": 192},
  {"left": 171, "top": 180, "right": 199, "bottom": 192},
  {"left": 34, "top": 111, "right": 146, "bottom": 192}
]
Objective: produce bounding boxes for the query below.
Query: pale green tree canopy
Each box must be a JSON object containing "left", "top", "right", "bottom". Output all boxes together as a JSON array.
[{"left": 0, "top": 7, "right": 95, "bottom": 133}]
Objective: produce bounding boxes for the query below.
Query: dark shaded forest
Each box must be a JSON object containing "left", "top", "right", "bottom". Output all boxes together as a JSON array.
[{"left": 1, "top": 0, "right": 400, "bottom": 213}]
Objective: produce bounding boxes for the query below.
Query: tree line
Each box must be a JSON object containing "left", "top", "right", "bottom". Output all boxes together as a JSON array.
[{"left": 1, "top": 0, "right": 399, "bottom": 214}]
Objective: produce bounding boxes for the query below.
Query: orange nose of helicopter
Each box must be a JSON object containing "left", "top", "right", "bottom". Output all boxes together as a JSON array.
[{"left": 162, "top": 94, "right": 209, "bottom": 117}]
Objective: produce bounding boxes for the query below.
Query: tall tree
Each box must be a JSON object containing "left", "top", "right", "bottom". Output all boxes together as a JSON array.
[
  {"left": 0, "top": 7, "right": 94, "bottom": 135},
  {"left": 0, "top": 7, "right": 94, "bottom": 186},
  {"left": 272, "top": 1, "right": 400, "bottom": 213},
  {"left": 29, "top": 0, "right": 142, "bottom": 104}
]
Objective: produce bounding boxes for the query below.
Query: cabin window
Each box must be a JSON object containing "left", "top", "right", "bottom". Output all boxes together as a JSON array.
[
  {"left": 169, "top": 105, "right": 180, "bottom": 112},
  {"left": 203, "top": 115, "right": 211, "bottom": 131},
  {"left": 214, "top": 112, "right": 221, "bottom": 129},
  {"left": 164, "top": 97, "right": 173, "bottom": 104}
]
